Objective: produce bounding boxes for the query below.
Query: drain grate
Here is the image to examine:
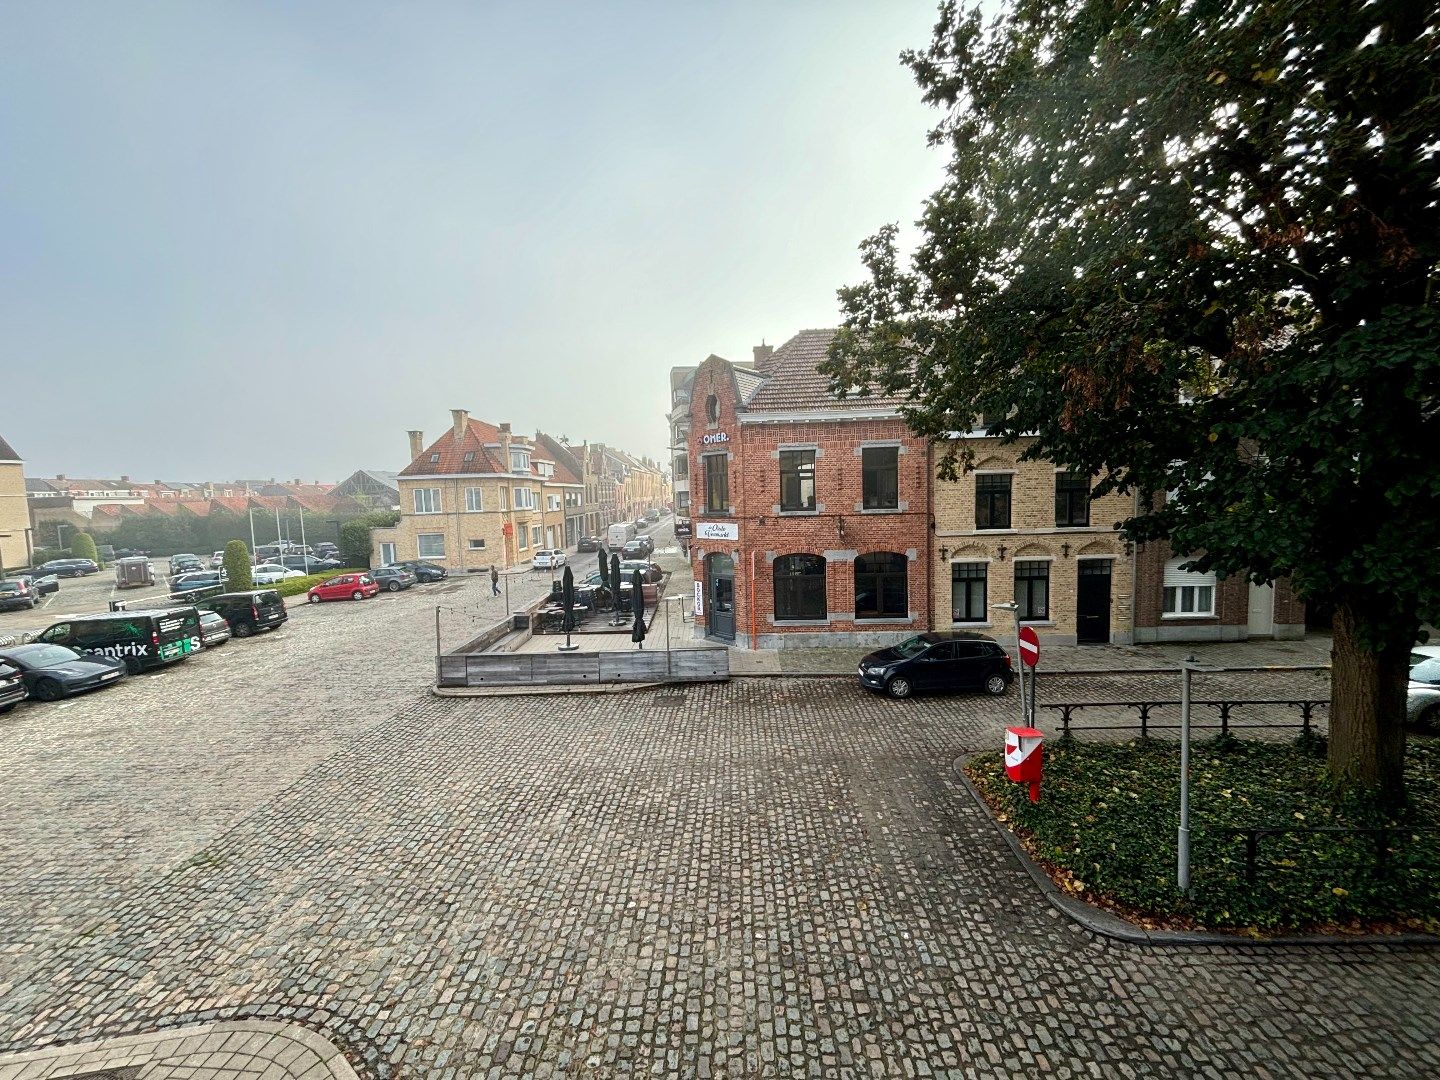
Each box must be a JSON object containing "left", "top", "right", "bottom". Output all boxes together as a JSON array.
[
  {"left": 60, "top": 1070, "right": 142, "bottom": 1080},
  {"left": 653, "top": 693, "right": 686, "bottom": 707}
]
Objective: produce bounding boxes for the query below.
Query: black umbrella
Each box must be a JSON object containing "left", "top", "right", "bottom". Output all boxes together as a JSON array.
[
  {"left": 610, "top": 552, "right": 623, "bottom": 625},
  {"left": 597, "top": 547, "right": 610, "bottom": 591},
  {"left": 559, "top": 565, "right": 577, "bottom": 651},
  {"left": 631, "top": 568, "right": 647, "bottom": 647}
]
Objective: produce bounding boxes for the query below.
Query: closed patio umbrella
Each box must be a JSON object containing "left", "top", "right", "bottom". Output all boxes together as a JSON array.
[{"left": 631, "top": 568, "right": 647, "bottom": 647}]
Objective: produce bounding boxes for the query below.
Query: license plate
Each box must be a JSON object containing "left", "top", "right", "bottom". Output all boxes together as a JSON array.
[{"left": 100, "top": 671, "right": 120, "bottom": 680}]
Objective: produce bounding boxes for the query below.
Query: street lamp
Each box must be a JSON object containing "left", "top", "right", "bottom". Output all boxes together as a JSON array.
[
  {"left": 54, "top": 522, "right": 70, "bottom": 551},
  {"left": 991, "top": 601, "right": 1027, "bottom": 730},
  {"left": 1177, "top": 654, "right": 1220, "bottom": 894}
]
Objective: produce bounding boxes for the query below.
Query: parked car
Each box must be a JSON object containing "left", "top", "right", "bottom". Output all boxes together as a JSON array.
[
  {"left": 113, "top": 548, "right": 146, "bottom": 559},
  {"left": 32, "top": 607, "right": 201, "bottom": 674},
  {"left": 858, "top": 632, "right": 1014, "bottom": 700},
  {"left": 10, "top": 572, "right": 59, "bottom": 597},
  {"left": 388, "top": 560, "right": 448, "bottom": 583},
  {"left": 171, "top": 570, "right": 226, "bottom": 598},
  {"left": 198, "top": 611, "right": 232, "bottom": 647},
  {"left": 170, "top": 553, "right": 203, "bottom": 575},
  {"left": 644, "top": 509, "right": 660, "bottom": 522},
  {"left": 37, "top": 559, "right": 95, "bottom": 578},
  {"left": 307, "top": 573, "right": 379, "bottom": 603},
  {"left": 280, "top": 554, "right": 341, "bottom": 575},
  {"left": 209, "top": 551, "right": 226, "bottom": 569},
  {"left": 97, "top": 544, "right": 117, "bottom": 561},
  {"left": 314, "top": 543, "right": 340, "bottom": 558},
  {"left": 1407, "top": 645, "right": 1440, "bottom": 728},
  {"left": 619, "top": 559, "right": 664, "bottom": 584},
  {"left": 0, "top": 643, "right": 126, "bottom": 701},
  {"left": 576, "top": 536, "right": 600, "bottom": 553},
  {"left": 196, "top": 590, "right": 288, "bottom": 637},
  {"left": 0, "top": 579, "right": 39, "bottom": 611},
  {"left": 0, "top": 658, "right": 26, "bottom": 713},
  {"left": 371, "top": 566, "right": 418, "bottom": 592},
  {"left": 621, "top": 538, "right": 653, "bottom": 560},
  {"left": 632, "top": 519, "right": 649, "bottom": 531},
  {"left": 251, "top": 563, "right": 304, "bottom": 585},
  {"left": 532, "top": 548, "right": 567, "bottom": 570}
]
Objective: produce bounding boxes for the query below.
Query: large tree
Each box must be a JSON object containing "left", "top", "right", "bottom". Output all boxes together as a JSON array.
[{"left": 824, "top": 0, "right": 1439, "bottom": 799}]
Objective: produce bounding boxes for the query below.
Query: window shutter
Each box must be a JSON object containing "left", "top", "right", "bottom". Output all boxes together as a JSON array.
[{"left": 1163, "top": 557, "right": 1215, "bottom": 589}]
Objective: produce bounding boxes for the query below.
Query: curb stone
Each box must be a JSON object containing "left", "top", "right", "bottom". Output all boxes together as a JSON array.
[
  {"left": 951, "top": 753, "right": 1440, "bottom": 949},
  {"left": 0, "top": 1019, "right": 363, "bottom": 1079}
]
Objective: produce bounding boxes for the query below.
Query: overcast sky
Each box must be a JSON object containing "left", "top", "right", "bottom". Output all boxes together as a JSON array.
[{"left": 1, "top": 1, "right": 948, "bottom": 482}]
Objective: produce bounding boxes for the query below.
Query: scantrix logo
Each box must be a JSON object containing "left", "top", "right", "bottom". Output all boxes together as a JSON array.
[{"left": 86, "top": 643, "right": 151, "bottom": 659}]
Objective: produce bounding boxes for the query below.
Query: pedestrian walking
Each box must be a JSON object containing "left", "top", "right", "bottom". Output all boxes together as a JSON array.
[{"left": 490, "top": 564, "right": 500, "bottom": 596}]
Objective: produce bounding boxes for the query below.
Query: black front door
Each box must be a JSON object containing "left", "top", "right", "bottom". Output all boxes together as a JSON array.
[
  {"left": 707, "top": 553, "right": 735, "bottom": 642},
  {"left": 1076, "top": 560, "right": 1112, "bottom": 644}
]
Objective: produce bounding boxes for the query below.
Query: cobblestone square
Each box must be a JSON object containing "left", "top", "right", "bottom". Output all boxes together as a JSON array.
[{"left": 0, "top": 594, "right": 1434, "bottom": 1077}]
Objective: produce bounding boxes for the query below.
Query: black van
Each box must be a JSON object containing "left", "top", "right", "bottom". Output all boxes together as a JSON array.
[
  {"left": 33, "top": 606, "right": 203, "bottom": 674},
  {"left": 196, "top": 590, "right": 288, "bottom": 637}
]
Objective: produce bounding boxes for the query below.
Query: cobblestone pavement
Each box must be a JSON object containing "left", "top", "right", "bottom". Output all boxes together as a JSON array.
[{"left": 3, "top": 661, "right": 1437, "bottom": 1078}]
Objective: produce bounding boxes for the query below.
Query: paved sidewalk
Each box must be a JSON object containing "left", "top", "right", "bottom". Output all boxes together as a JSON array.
[{"left": 0, "top": 1020, "right": 358, "bottom": 1080}]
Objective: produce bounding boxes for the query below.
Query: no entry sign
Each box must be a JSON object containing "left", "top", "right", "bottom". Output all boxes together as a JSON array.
[{"left": 1018, "top": 625, "right": 1040, "bottom": 668}]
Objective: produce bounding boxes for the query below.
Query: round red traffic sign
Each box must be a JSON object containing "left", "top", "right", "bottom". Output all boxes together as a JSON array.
[{"left": 1018, "top": 626, "right": 1040, "bottom": 667}]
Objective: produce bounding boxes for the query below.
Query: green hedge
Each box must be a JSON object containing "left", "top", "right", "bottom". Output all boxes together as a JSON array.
[
  {"left": 967, "top": 737, "right": 1439, "bottom": 934},
  {"left": 273, "top": 568, "right": 370, "bottom": 598}
]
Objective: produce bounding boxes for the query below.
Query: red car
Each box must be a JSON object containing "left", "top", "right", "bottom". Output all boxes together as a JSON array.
[{"left": 306, "top": 573, "right": 379, "bottom": 603}]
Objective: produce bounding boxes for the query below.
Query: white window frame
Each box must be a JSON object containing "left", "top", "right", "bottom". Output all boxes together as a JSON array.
[
  {"left": 412, "top": 488, "right": 441, "bottom": 514},
  {"left": 417, "top": 533, "right": 445, "bottom": 558},
  {"left": 467, "top": 538, "right": 486, "bottom": 550},
  {"left": 1162, "top": 557, "right": 1217, "bottom": 618},
  {"left": 465, "top": 487, "right": 483, "bottom": 512},
  {"left": 379, "top": 542, "right": 397, "bottom": 566},
  {"left": 517, "top": 528, "right": 528, "bottom": 551},
  {"left": 531, "top": 525, "right": 542, "bottom": 547}
]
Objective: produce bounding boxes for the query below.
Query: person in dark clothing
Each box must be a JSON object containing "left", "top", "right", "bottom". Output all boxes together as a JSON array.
[{"left": 490, "top": 565, "right": 500, "bottom": 596}]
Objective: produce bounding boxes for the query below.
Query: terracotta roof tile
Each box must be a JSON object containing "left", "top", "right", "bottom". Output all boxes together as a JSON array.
[
  {"left": 399, "top": 418, "right": 509, "bottom": 477},
  {"left": 743, "top": 329, "right": 910, "bottom": 413}
]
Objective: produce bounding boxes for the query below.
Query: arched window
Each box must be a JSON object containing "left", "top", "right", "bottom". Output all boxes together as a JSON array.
[
  {"left": 855, "top": 552, "right": 907, "bottom": 619},
  {"left": 705, "top": 394, "right": 719, "bottom": 422},
  {"left": 773, "top": 554, "right": 827, "bottom": 621}
]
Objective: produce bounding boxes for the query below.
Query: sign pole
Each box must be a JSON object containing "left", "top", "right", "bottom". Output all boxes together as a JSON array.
[
  {"left": 1178, "top": 656, "right": 1193, "bottom": 895},
  {"left": 993, "top": 602, "right": 1025, "bottom": 730}
]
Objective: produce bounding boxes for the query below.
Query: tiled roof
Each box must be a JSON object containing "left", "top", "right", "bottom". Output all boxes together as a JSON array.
[
  {"left": 399, "top": 418, "right": 508, "bottom": 477},
  {"left": 0, "top": 434, "right": 19, "bottom": 461},
  {"left": 533, "top": 432, "right": 583, "bottom": 486},
  {"left": 743, "top": 329, "right": 910, "bottom": 413},
  {"left": 91, "top": 503, "right": 126, "bottom": 518},
  {"left": 25, "top": 478, "right": 58, "bottom": 494}
]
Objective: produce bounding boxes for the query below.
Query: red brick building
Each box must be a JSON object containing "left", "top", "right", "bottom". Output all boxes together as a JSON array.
[
  {"left": 687, "top": 330, "right": 932, "bottom": 648},
  {"left": 1132, "top": 536, "right": 1306, "bottom": 642}
]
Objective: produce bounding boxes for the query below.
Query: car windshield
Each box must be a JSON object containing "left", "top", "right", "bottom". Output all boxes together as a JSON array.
[
  {"left": 893, "top": 635, "right": 937, "bottom": 659},
  {"left": 0, "top": 582, "right": 21, "bottom": 593},
  {"left": 13, "top": 645, "right": 78, "bottom": 666},
  {"left": 1410, "top": 659, "right": 1440, "bottom": 686}
]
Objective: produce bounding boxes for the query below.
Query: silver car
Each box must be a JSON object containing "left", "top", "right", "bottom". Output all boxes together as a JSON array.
[{"left": 1407, "top": 646, "right": 1440, "bottom": 728}]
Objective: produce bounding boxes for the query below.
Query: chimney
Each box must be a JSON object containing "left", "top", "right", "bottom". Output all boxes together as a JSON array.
[
  {"left": 56, "top": 474, "right": 66, "bottom": 481},
  {"left": 408, "top": 430, "right": 424, "bottom": 460},
  {"left": 753, "top": 342, "right": 776, "bottom": 375},
  {"left": 451, "top": 409, "right": 469, "bottom": 440},
  {"left": 120, "top": 475, "right": 130, "bottom": 484}
]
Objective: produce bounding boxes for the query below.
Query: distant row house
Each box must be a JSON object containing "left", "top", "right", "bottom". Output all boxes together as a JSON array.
[
  {"left": 370, "top": 411, "right": 667, "bottom": 572},
  {"left": 682, "top": 330, "right": 1304, "bottom": 649}
]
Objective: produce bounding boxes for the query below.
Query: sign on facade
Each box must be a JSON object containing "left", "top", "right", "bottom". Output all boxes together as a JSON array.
[
  {"left": 693, "top": 579, "right": 704, "bottom": 617},
  {"left": 695, "top": 521, "right": 739, "bottom": 541},
  {"left": 700, "top": 432, "right": 730, "bottom": 446}
]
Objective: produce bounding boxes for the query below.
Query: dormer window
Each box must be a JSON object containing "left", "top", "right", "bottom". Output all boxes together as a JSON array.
[
  {"left": 429, "top": 453, "right": 440, "bottom": 463},
  {"left": 510, "top": 449, "right": 530, "bottom": 473},
  {"left": 463, "top": 451, "right": 476, "bottom": 463}
]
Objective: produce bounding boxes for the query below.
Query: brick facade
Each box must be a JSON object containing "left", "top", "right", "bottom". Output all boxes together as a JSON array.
[
  {"left": 1133, "top": 536, "right": 1306, "bottom": 642},
  {"left": 932, "top": 436, "right": 1136, "bottom": 646}
]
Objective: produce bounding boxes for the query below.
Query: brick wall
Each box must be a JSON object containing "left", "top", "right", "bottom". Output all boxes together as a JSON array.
[
  {"left": 1133, "top": 536, "right": 1306, "bottom": 642},
  {"left": 931, "top": 437, "right": 1135, "bottom": 645}
]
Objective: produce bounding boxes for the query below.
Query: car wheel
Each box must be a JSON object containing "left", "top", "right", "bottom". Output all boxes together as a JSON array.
[
  {"left": 886, "top": 675, "right": 913, "bottom": 700},
  {"left": 387, "top": 581, "right": 400, "bottom": 592},
  {"left": 232, "top": 623, "right": 253, "bottom": 638},
  {"left": 351, "top": 590, "right": 363, "bottom": 600},
  {"left": 985, "top": 673, "right": 1009, "bottom": 696},
  {"left": 308, "top": 593, "right": 321, "bottom": 604},
  {"left": 33, "top": 678, "right": 66, "bottom": 702}
]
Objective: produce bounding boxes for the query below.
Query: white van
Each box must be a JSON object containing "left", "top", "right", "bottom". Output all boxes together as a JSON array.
[{"left": 606, "top": 522, "right": 637, "bottom": 549}]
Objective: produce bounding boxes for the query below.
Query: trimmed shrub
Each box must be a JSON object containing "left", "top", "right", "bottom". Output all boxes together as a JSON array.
[
  {"left": 223, "top": 539, "right": 254, "bottom": 592},
  {"left": 70, "top": 531, "right": 102, "bottom": 568}
]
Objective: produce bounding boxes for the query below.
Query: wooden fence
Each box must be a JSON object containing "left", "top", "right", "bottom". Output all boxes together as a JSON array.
[{"left": 436, "top": 647, "right": 729, "bottom": 688}]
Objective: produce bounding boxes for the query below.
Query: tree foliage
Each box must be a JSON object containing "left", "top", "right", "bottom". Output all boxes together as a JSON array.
[
  {"left": 70, "top": 531, "right": 101, "bottom": 568},
  {"left": 223, "top": 539, "right": 253, "bottom": 593},
  {"left": 824, "top": 0, "right": 1439, "bottom": 798},
  {"left": 339, "top": 510, "right": 401, "bottom": 568}
]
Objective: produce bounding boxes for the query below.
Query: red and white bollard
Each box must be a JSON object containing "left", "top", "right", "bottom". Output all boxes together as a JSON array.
[{"left": 1004, "top": 726, "right": 1044, "bottom": 803}]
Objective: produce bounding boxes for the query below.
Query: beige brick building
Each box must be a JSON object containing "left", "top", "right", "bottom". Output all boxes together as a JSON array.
[
  {"left": 933, "top": 434, "right": 1137, "bottom": 645},
  {"left": 0, "top": 434, "right": 33, "bottom": 571},
  {"left": 372, "top": 411, "right": 583, "bottom": 572}
]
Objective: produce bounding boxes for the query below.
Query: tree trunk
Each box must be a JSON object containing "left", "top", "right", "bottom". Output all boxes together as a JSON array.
[{"left": 1328, "top": 603, "right": 1408, "bottom": 803}]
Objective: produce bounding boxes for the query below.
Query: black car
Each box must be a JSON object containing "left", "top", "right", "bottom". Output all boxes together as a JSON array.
[
  {"left": 279, "top": 555, "right": 342, "bottom": 574},
  {"left": 37, "top": 559, "right": 96, "bottom": 578},
  {"left": 621, "top": 538, "right": 654, "bottom": 560},
  {"left": 389, "top": 560, "right": 448, "bottom": 583},
  {"left": 0, "top": 579, "right": 39, "bottom": 611},
  {"left": 0, "top": 643, "right": 127, "bottom": 701},
  {"left": 196, "top": 590, "right": 288, "bottom": 637},
  {"left": 577, "top": 536, "right": 600, "bottom": 553},
  {"left": 858, "top": 632, "right": 1014, "bottom": 699},
  {"left": 33, "top": 607, "right": 202, "bottom": 674},
  {"left": 0, "top": 659, "right": 26, "bottom": 713}
]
